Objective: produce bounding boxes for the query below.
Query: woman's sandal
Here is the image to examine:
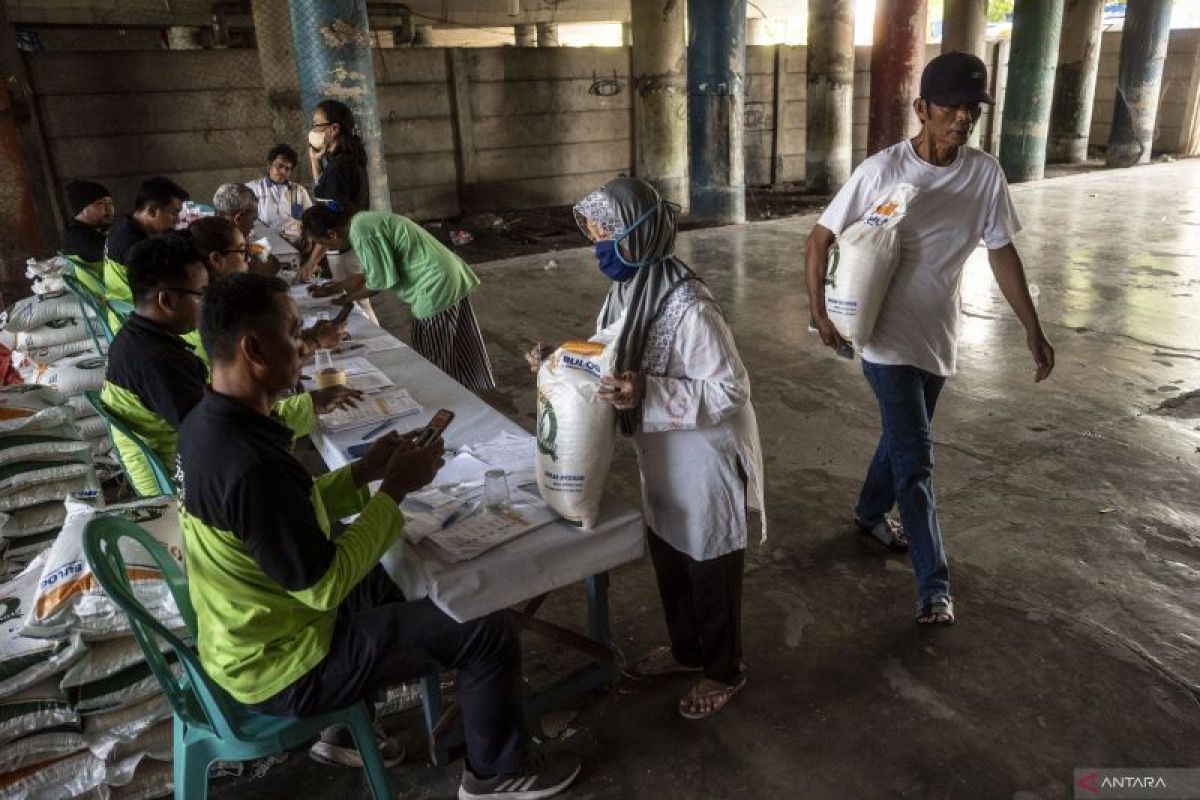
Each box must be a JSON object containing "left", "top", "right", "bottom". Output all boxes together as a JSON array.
[
  {"left": 854, "top": 515, "right": 910, "bottom": 552},
  {"left": 916, "top": 596, "right": 955, "bottom": 625},
  {"left": 627, "top": 645, "right": 703, "bottom": 679},
  {"left": 678, "top": 675, "right": 747, "bottom": 720}
]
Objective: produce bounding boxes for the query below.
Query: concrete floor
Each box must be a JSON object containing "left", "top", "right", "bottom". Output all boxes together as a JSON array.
[{"left": 214, "top": 160, "right": 1200, "bottom": 800}]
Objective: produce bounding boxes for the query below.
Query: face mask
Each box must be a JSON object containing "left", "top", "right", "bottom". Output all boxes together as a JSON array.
[
  {"left": 595, "top": 240, "right": 637, "bottom": 282},
  {"left": 308, "top": 129, "right": 327, "bottom": 150}
]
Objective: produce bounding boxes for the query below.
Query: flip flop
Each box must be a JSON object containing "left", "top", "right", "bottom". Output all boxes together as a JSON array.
[
  {"left": 678, "top": 675, "right": 747, "bottom": 720},
  {"left": 854, "top": 515, "right": 910, "bottom": 552},
  {"left": 628, "top": 645, "right": 703, "bottom": 678}
]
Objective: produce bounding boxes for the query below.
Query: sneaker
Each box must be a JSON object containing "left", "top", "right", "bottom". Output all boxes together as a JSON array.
[
  {"left": 458, "top": 753, "right": 582, "bottom": 800},
  {"left": 309, "top": 723, "right": 405, "bottom": 769},
  {"left": 854, "top": 515, "right": 909, "bottom": 552}
]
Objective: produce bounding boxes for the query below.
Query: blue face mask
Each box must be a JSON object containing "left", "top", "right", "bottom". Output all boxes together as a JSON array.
[{"left": 595, "top": 240, "right": 638, "bottom": 282}]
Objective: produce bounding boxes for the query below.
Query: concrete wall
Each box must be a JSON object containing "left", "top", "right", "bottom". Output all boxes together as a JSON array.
[
  {"left": 1090, "top": 28, "right": 1200, "bottom": 156},
  {"left": 22, "top": 33, "right": 1200, "bottom": 225}
]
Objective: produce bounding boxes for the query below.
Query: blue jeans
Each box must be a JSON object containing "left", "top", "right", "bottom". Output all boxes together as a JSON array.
[{"left": 855, "top": 360, "right": 951, "bottom": 606}]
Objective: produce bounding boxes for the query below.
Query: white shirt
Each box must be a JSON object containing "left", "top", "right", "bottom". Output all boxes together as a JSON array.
[
  {"left": 599, "top": 299, "right": 766, "bottom": 561},
  {"left": 246, "top": 178, "right": 313, "bottom": 231},
  {"left": 818, "top": 140, "right": 1021, "bottom": 376}
]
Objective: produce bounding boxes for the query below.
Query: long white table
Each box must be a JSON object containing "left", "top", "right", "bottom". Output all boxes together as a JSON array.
[{"left": 290, "top": 284, "right": 645, "bottom": 763}]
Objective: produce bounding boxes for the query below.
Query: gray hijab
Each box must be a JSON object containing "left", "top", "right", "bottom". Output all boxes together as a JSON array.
[{"left": 574, "top": 176, "right": 698, "bottom": 436}]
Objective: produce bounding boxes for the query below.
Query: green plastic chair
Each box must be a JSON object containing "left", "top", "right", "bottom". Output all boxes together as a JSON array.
[
  {"left": 62, "top": 272, "right": 116, "bottom": 356},
  {"left": 82, "top": 516, "right": 394, "bottom": 800},
  {"left": 84, "top": 390, "right": 176, "bottom": 498}
]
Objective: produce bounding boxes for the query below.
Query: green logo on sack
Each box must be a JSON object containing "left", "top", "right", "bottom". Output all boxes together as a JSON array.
[
  {"left": 0, "top": 597, "right": 20, "bottom": 625},
  {"left": 76, "top": 357, "right": 105, "bottom": 370},
  {"left": 536, "top": 394, "right": 558, "bottom": 462},
  {"left": 46, "top": 319, "right": 77, "bottom": 330},
  {"left": 121, "top": 505, "right": 167, "bottom": 525},
  {"left": 824, "top": 247, "right": 840, "bottom": 289}
]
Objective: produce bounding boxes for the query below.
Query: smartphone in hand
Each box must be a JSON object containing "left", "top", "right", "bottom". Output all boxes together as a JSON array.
[{"left": 415, "top": 409, "right": 455, "bottom": 447}]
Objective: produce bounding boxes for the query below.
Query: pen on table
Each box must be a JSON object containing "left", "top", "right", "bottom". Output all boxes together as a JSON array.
[
  {"left": 440, "top": 502, "right": 475, "bottom": 529},
  {"left": 360, "top": 419, "right": 394, "bottom": 441}
]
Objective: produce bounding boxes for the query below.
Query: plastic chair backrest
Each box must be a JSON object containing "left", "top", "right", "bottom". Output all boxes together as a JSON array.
[
  {"left": 84, "top": 389, "right": 176, "bottom": 496},
  {"left": 108, "top": 298, "right": 134, "bottom": 325},
  {"left": 61, "top": 272, "right": 115, "bottom": 353},
  {"left": 82, "top": 515, "right": 253, "bottom": 742},
  {"left": 62, "top": 254, "right": 106, "bottom": 298}
]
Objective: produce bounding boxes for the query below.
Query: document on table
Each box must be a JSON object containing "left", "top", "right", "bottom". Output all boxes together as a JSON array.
[
  {"left": 462, "top": 432, "right": 536, "bottom": 484},
  {"left": 407, "top": 489, "right": 558, "bottom": 563},
  {"left": 320, "top": 388, "right": 422, "bottom": 432}
]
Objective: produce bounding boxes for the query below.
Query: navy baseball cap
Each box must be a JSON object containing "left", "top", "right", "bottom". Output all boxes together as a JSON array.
[{"left": 920, "top": 51, "right": 994, "bottom": 106}]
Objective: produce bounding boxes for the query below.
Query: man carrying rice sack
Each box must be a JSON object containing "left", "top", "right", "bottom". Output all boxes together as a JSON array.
[
  {"left": 803, "top": 51, "right": 1055, "bottom": 626},
  {"left": 527, "top": 177, "right": 765, "bottom": 720}
]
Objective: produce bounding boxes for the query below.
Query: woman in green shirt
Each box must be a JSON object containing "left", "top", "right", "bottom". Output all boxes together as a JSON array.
[{"left": 301, "top": 204, "right": 496, "bottom": 392}]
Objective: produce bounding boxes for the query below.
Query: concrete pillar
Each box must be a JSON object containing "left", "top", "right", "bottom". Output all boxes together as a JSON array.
[
  {"left": 747, "top": 17, "right": 774, "bottom": 45},
  {"left": 1107, "top": 0, "right": 1174, "bottom": 167},
  {"left": 867, "top": 0, "right": 928, "bottom": 156},
  {"left": 622, "top": 22, "right": 632, "bottom": 47},
  {"left": 687, "top": 0, "right": 747, "bottom": 224},
  {"left": 1047, "top": 0, "right": 1105, "bottom": 163},
  {"left": 999, "top": 0, "right": 1065, "bottom": 182},
  {"left": 289, "top": 0, "right": 390, "bottom": 211},
  {"left": 251, "top": 1, "right": 306, "bottom": 178},
  {"left": 412, "top": 24, "right": 434, "bottom": 47},
  {"left": 942, "top": 0, "right": 986, "bottom": 58},
  {"left": 631, "top": 0, "right": 689, "bottom": 209},
  {"left": 805, "top": 0, "right": 854, "bottom": 193},
  {"left": 536, "top": 22, "right": 559, "bottom": 47},
  {"left": 514, "top": 23, "right": 536, "bottom": 47}
]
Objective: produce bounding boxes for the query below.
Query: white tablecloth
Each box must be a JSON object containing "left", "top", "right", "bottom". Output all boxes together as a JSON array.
[{"left": 293, "top": 286, "right": 645, "bottom": 623}]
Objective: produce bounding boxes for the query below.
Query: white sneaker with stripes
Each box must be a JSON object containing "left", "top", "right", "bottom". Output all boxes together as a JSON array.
[{"left": 458, "top": 753, "right": 581, "bottom": 800}]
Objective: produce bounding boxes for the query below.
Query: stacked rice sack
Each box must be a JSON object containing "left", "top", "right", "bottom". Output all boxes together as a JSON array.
[
  {"left": 0, "top": 496, "right": 183, "bottom": 800},
  {"left": 0, "top": 262, "right": 112, "bottom": 465},
  {"left": 0, "top": 386, "right": 100, "bottom": 578}
]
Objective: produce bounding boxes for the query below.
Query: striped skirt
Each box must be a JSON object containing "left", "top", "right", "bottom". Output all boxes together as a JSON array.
[{"left": 411, "top": 295, "right": 496, "bottom": 393}]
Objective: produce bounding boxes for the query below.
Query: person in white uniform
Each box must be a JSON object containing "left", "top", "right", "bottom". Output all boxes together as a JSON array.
[
  {"left": 805, "top": 52, "right": 1055, "bottom": 626},
  {"left": 246, "top": 143, "right": 313, "bottom": 233},
  {"left": 528, "top": 177, "right": 765, "bottom": 720}
]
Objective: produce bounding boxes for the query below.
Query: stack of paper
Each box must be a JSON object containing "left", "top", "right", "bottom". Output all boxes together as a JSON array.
[
  {"left": 403, "top": 487, "right": 557, "bottom": 563},
  {"left": 320, "top": 388, "right": 422, "bottom": 432}
]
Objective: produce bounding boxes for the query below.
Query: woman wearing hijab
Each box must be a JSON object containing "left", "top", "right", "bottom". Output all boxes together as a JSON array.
[
  {"left": 301, "top": 204, "right": 496, "bottom": 393},
  {"left": 527, "top": 177, "right": 765, "bottom": 720}
]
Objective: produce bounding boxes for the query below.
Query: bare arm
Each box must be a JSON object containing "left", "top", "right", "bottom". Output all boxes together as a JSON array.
[
  {"left": 987, "top": 243, "right": 1055, "bottom": 382},
  {"left": 805, "top": 223, "right": 848, "bottom": 350}
]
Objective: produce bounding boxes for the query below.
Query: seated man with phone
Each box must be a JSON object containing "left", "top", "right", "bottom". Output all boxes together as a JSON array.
[{"left": 177, "top": 273, "right": 581, "bottom": 800}]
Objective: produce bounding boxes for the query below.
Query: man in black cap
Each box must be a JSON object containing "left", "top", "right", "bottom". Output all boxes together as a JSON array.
[
  {"left": 61, "top": 180, "right": 114, "bottom": 264},
  {"left": 803, "top": 51, "right": 1055, "bottom": 626}
]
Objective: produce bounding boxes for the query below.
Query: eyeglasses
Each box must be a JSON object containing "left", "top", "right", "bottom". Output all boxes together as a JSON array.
[{"left": 162, "top": 287, "right": 204, "bottom": 297}]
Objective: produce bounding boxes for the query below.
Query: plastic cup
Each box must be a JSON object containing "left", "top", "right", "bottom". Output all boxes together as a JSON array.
[{"left": 483, "top": 469, "right": 510, "bottom": 512}]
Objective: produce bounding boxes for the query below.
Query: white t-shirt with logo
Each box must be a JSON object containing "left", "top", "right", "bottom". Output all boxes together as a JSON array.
[{"left": 818, "top": 140, "right": 1020, "bottom": 376}]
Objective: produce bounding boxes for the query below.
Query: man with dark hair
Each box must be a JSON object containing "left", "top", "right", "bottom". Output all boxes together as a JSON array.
[
  {"left": 248, "top": 144, "right": 313, "bottom": 231},
  {"left": 805, "top": 51, "right": 1054, "bottom": 626},
  {"left": 177, "top": 272, "right": 580, "bottom": 799},
  {"left": 61, "top": 180, "right": 115, "bottom": 264},
  {"left": 100, "top": 232, "right": 209, "bottom": 496},
  {"left": 105, "top": 177, "right": 190, "bottom": 318}
]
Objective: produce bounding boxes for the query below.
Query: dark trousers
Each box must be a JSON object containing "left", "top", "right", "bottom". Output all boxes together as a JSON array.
[
  {"left": 854, "top": 359, "right": 951, "bottom": 605},
  {"left": 647, "top": 532, "right": 745, "bottom": 685},
  {"left": 252, "top": 566, "right": 528, "bottom": 777}
]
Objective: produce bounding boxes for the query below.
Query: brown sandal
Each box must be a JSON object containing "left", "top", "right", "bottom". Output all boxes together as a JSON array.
[{"left": 678, "top": 675, "right": 747, "bottom": 720}]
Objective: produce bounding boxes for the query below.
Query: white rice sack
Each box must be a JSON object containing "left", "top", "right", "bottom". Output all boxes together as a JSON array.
[
  {"left": 0, "top": 502, "right": 67, "bottom": 539},
  {"left": 0, "top": 678, "right": 80, "bottom": 747},
  {"left": 0, "top": 748, "right": 110, "bottom": 800},
  {"left": 15, "top": 318, "right": 92, "bottom": 350},
  {"left": 0, "top": 385, "right": 66, "bottom": 431},
  {"left": 77, "top": 415, "right": 107, "bottom": 441},
  {"left": 1, "top": 528, "right": 60, "bottom": 559},
  {"left": 62, "top": 635, "right": 177, "bottom": 690},
  {"left": 536, "top": 337, "right": 617, "bottom": 529},
  {"left": 0, "top": 439, "right": 91, "bottom": 472},
  {"left": 0, "top": 291, "right": 90, "bottom": 333},
  {"left": 86, "top": 435, "right": 113, "bottom": 459},
  {"left": 111, "top": 718, "right": 172, "bottom": 763},
  {"left": 25, "top": 256, "right": 68, "bottom": 281},
  {"left": 824, "top": 183, "right": 917, "bottom": 346},
  {"left": 0, "top": 729, "right": 87, "bottom": 774},
  {"left": 0, "top": 458, "right": 93, "bottom": 499},
  {"left": 110, "top": 759, "right": 173, "bottom": 800},
  {"left": 0, "top": 473, "right": 100, "bottom": 514},
  {"left": 71, "top": 655, "right": 181, "bottom": 715},
  {"left": 0, "top": 554, "right": 85, "bottom": 698},
  {"left": 84, "top": 693, "right": 171, "bottom": 760},
  {"left": 22, "top": 497, "right": 184, "bottom": 641},
  {"left": 14, "top": 339, "right": 97, "bottom": 368},
  {"left": 17, "top": 354, "right": 106, "bottom": 397},
  {"left": 66, "top": 394, "right": 98, "bottom": 421}
]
